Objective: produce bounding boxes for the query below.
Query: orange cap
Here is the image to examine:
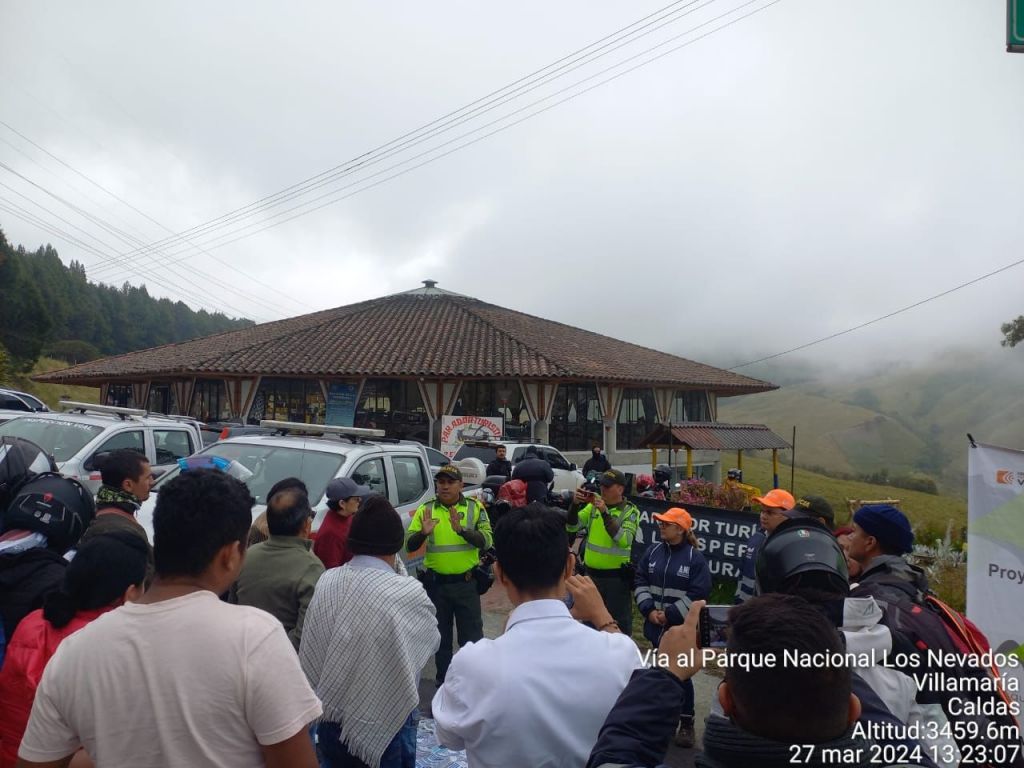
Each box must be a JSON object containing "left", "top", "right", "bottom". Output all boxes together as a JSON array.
[
  {"left": 652, "top": 507, "right": 693, "bottom": 530},
  {"left": 752, "top": 489, "right": 795, "bottom": 510}
]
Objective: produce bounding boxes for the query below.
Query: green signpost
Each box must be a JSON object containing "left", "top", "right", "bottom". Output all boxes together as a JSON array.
[{"left": 1011, "top": 0, "right": 1024, "bottom": 52}]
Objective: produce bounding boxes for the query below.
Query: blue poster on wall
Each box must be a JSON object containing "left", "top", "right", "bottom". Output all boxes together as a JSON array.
[{"left": 325, "top": 383, "right": 359, "bottom": 427}]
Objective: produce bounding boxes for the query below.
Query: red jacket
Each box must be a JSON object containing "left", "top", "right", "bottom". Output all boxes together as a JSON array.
[
  {"left": 312, "top": 511, "right": 353, "bottom": 569},
  {"left": 0, "top": 606, "right": 111, "bottom": 767}
]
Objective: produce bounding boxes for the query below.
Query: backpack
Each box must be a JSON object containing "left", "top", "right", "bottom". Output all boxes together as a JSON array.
[
  {"left": 864, "top": 579, "right": 1023, "bottom": 767},
  {"left": 1, "top": 472, "right": 96, "bottom": 554}
]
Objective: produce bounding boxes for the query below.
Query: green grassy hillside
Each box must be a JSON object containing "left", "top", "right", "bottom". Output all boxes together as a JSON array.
[
  {"left": 737, "top": 453, "right": 966, "bottom": 545},
  {"left": 720, "top": 348, "right": 1024, "bottom": 494}
]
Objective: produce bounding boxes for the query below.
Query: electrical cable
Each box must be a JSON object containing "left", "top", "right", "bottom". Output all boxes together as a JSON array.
[
  {"left": 109, "top": 0, "right": 783, "bottom": 265},
  {"left": 728, "top": 256, "right": 1024, "bottom": 370}
]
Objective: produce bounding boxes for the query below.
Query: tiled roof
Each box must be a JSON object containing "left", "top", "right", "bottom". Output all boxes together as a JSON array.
[
  {"left": 35, "top": 290, "right": 775, "bottom": 394},
  {"left": 640, "top": 422, "right": 791, "bottom": 450}
]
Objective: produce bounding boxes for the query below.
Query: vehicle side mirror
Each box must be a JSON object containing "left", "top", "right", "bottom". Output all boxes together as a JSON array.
[
  {"left": 83, "top": 451, "right": 110, "bottom": 472},
  {"left": 569, "top": 463, "right": 577, "bottom": 471}
]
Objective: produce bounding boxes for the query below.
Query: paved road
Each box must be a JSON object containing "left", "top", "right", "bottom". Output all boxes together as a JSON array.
[{"left": 416, "top": 583, "right": 716, "bottom": 768}]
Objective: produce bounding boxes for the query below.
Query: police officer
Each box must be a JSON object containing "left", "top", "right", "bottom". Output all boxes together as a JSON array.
[
  {"left": 566, "top": 469, "right": 640, "bottom": 634},
  {"left": 406, "top": 464, "right": 493, "bottom": 687}
]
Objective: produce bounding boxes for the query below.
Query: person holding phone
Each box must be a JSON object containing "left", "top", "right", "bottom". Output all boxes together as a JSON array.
[{"left": 633, "top": 507, "right": 711, "bottom": 748}]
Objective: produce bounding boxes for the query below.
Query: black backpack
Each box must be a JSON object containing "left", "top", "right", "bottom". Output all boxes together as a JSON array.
[{"left": 1, "top": 472, "right": 95, "bottom": 554}]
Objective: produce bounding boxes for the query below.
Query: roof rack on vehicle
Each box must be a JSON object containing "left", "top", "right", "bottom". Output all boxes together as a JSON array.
[
  {"left": 259, "top": 420, "right": 386, "bottom": 443},
  {"left": 59, "top": 400, "right": 146, "bottom": 420}
]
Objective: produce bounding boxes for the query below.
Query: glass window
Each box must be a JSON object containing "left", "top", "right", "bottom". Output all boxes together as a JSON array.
[
  {"left": 617, "top": 388, "right": 658, "bottom": 450},
  {"left": 152, "top": 443, "right": 347, "bottom": 506},
  {"left": 0, "top": 394, "right": 30, "bottom": 411},
  {"left": 106, "top": 385, "right": 134, "bottom": 408},
  {"left": 97, "top": 430, "right": 146, "bottom": 456},
  {"left": 352, "top": 457, "right": 388, "bottom": 497},
  {"left": 393, "top": 455, "right": 428, "bottom": 505},
  {"left": 354, "top": 380, "right": 429, "bottom": 442},
  {"left": 425, "top": 447, "right": 449, "bottom": 467},
  {"left": 452, "top": 380, "right": 531, "bottom": 441},
  {"left": 0, "top": 418, "right": 102, "bottom": 463},
  {"left": 668, "top": 390, "right": 711, "bottom": 423},
  {"left": 549, "top": 384, "right": 602, "bottom": 452},
  {"left": 146, "top": 385, "right": 178, "bottom": 415},
  {"left": 190, "top": 380, "right": 232, "bottom": 422},
  {"left": 541, "top": 447, "right": 572, "bottom": 471},
  {"left": 248, "top": 378, "right": 325, "bottom": 425},
  {"left": 154, "top": 429, "right": 194, "bottom": 465}
]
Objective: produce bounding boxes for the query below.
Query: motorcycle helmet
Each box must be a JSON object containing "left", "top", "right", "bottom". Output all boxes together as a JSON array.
[{"left": 755, "top": 521, "right": 848, "bottom": 598}]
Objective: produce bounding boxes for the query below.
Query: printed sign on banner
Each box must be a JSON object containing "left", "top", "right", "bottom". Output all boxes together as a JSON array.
[
  {"left": 629, "top": 497, "right": 760, "bottom": 580},
  {"left": 440, "top": 415, "right": 503, "bottom": 458},
  {"left": 967, "top": 442, "right": 1024, "bottom": 709}
]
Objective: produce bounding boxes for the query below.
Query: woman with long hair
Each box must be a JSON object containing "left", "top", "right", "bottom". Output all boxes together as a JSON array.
[
  {"left": 634, "top": 507, "right": 711, "bottom": 749},
  {"left": 0, "top": 529, "right": 148, "bottom": 767}
]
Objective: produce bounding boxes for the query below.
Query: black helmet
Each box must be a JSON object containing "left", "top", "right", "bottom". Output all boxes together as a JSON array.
[
  {"left": 755, "top": 521, "right": 848, "bottom": 598},
  {"left": 653, "top": 464, "right": 671, "bottom": 482},
  {"left": 2, "top": 472, "right": 96, "bottom": 553}
]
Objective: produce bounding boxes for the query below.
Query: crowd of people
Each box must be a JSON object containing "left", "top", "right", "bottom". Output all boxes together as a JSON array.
[{"left": 0, "top": 442, "right": 1019, "bottom": 768}]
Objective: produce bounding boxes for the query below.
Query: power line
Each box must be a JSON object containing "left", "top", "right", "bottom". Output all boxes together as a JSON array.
[
  {"left": 0, "top": 197, "right": 257, "bottom": 317},
  {"left": 0, "top": 160, "right": 270, "bottom": 320},
  {"left": 728, "top": 256, "right": 1024, "bottom": 370},
  {"left": 0, "top": 121, "right": 306, "bottom": 312},
  {"left": 104, "top": 0, "right": 718, "bottom": 265},
  {"left": 111, "top": 0, "right": 782, "bottom": 265},
  {"left": 0, "top": 183, "right": 262, "bottom": 320}
]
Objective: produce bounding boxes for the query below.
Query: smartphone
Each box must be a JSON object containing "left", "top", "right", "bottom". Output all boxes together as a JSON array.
[{"left": 698, "top": 605, "right": 731, "bottom": 649}]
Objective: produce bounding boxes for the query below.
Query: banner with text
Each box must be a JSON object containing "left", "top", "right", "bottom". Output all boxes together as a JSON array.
[
  {"left": 440, "top": 415, "right": 503, "bottom": 458},
  {"left": 629, "top": 496, "right": 759, "bottom": 581},
  {"left": 967, "top": 441, "right": 1024, "bottom": 708}
]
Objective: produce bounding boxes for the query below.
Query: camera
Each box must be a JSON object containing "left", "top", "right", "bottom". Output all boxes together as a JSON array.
[
  {"left": 582, "top": 472, "right": 601, "bottom": 493},
  {"left": 698, "top": 605, "right": 731, "bottom": 649}
]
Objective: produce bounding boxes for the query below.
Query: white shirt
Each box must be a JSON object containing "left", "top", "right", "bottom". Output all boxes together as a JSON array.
[
  {"left": 19, "top": 590, "right": 323, "bottom": 768},
  {"left": 432, "top": 599, "right": 640, "bottom": 768}
]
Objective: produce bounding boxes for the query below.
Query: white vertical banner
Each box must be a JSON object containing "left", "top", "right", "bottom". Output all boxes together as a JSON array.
[{"left": 967, "top": 441, "right": 1024, "bottom": 709}]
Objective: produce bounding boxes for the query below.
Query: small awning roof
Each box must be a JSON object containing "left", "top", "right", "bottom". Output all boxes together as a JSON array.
[{"left": 639, "top": 422, "right": 790, "bottom": 451}]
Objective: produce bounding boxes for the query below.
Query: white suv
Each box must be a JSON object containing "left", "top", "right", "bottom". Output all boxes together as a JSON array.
[
  {"left": 137, "top": 421, "right": 474, "bottom": 571},
  {"left": 452, "top": 440, "right": 585, "bottom": 493},
  {"left": 0, "top": 402, "right": 203, "bottom": 495}
]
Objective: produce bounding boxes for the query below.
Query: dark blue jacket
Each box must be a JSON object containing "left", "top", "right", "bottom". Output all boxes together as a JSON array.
[
  {"left": 634, "top": 540, "right": 711, "bottom": 647},
  {"left": 586, "top": 668, "right": 678, "bottom": 768},
  {"left": 733, "top": 528, "right": 766, "bottom": 604}
]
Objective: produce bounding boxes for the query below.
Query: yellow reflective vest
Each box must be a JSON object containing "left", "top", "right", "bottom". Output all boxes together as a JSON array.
[
  {"left": 567, "top": 500, "right": 640, "bottom": 570},
  {"left": 407, "top": 495, "right": 493, "bottom": 575}
]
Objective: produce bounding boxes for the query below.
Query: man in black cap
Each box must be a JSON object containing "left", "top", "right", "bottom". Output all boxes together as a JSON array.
[
  {"left": 787, "top": 494, "right": 835, "bottom": 531},
  {"left": 406, "top": 464, "right": 492, "bottom": 687},
  {"left": 512, "top": 445, "right": 554, "bottom": 504},
  {"left": 567, "top": 469, "right": 641, "bottom": 634}
]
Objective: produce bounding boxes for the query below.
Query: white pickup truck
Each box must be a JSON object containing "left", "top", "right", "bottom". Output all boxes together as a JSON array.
[{"left": 137, "top": 421, "right": 483, "bottom": 570}]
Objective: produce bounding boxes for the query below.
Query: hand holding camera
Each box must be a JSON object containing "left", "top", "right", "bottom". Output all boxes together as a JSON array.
[{"left": 660, "top": 600, "right": 705, "bottom": 682}]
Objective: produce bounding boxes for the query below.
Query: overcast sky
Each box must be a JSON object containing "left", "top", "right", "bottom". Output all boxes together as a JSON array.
[{"left": 1, "top": 0, "right": 1021, "bottom": 370}]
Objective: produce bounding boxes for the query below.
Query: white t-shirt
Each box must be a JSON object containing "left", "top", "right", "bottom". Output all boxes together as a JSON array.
[
  {"left": 432, "top": 599, "right": 640, "bottom": 768},
  {"left": 19, "top": 590, "right": 323, "bottom": 768}
]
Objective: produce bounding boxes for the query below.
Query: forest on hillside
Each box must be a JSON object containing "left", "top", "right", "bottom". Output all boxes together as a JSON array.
[{"left": 0, "top": 229, "right": 253, "bottom": 373}]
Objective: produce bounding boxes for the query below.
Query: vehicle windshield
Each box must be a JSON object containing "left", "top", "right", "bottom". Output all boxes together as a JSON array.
[
  {"left": 152, "top": 442, "right": 346, "bottom": 505},
  {"left": 0, "top": 418, "right": 103, "bottom": 463},
  {"left": 453, "top": 445, "right": 498, "bottom": 462}
]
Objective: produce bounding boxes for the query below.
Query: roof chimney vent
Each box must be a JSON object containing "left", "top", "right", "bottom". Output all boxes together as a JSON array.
[{"left": 422, "top": 279, "right": 438, "bottom": 289}]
